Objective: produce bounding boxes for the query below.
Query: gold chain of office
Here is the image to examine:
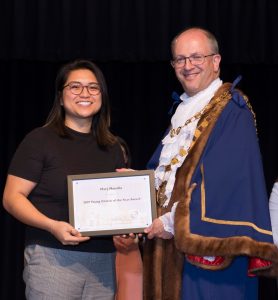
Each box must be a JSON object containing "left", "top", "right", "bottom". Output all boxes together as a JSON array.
[
  {"left": 165, "top": 91, "right": 256, "bottom": 172},
  {"left": 157, "top": 90, "right": 232, "bottom": 206},
  {"left": 167, "top": 90, "right": 231, "bottom": 169},
  {"left": 170, "top": 93, "right": 256, "bottom": 139},
  {"left": 170, "top": 94, "right": 224, "bottom": 138}
]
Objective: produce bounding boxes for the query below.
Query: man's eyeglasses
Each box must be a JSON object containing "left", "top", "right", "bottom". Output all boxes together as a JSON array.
[
  {"left": 171, "top": 54, "right": 216, "bottom": 68},
  {"left": 63, "top": 82, "right": 101, "bottom": 96}
]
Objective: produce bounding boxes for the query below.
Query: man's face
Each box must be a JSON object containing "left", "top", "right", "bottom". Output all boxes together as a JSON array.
[{"left": 172, "top": 29, "right": 221, "bottom": 96}]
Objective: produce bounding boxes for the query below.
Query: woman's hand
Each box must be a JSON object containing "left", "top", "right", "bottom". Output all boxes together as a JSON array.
[{"left": 49, "top": 220, "right": 90, "bottom": 246}]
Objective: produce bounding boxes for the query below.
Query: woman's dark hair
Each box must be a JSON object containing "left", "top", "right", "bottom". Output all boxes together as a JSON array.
[
  {"left": 45, "top": 59, "right": 116, "bottom": 146},
  {"left": 117, "top": 136, "right": 131, "bottom": 168}
]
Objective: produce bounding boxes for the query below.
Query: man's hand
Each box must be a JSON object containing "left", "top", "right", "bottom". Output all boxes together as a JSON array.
[
  {"left": 116, "top": 168, "right": 134, "bottom": 172},
  {"left": 144, "top": 218, "right": 173, "bottom": 239}
]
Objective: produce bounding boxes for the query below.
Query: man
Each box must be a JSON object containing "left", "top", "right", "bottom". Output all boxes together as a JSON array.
[{"left": 144, "top": 27, "right": 278, "bottom": 300}]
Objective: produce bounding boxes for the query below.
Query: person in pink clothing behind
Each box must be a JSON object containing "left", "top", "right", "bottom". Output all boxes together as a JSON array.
[{"left": 113, "top": 137, "right": 143, "bottom": 300}]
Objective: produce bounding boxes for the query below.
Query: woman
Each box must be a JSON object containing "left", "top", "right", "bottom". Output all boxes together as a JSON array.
[{"left": 3, "top": 59, "right": 125, "bottom": 299}]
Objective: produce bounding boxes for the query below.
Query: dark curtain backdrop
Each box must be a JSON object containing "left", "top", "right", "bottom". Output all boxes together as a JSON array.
[{"left": 1, "top": 0, "right": 278, "bottom": 299}]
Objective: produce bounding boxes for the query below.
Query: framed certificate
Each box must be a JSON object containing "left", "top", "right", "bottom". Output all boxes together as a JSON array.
[{"left": 67, "top": 170, "right": 157, "bottom": 236}]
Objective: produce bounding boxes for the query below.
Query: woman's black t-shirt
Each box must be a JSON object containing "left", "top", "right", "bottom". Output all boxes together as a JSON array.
[{"left": 8, "top": 126, "right": 125, "bottom": 252}]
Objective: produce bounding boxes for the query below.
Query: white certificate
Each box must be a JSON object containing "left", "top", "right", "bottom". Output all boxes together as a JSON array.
[{"left": 67, "top": 170, "right": 157, "bottom": 236}]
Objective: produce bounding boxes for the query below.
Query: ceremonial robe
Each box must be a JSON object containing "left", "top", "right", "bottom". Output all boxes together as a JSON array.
[{"left": 144, "top": 82, "right": 278, "bottom": 300}]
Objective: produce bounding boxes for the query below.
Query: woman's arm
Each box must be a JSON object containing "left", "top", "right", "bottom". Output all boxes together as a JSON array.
[{"left": 3, "top": 175, "right": 90, "bottom": 245}]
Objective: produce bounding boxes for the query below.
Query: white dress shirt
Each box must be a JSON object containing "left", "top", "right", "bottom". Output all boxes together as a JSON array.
[{"left": 269, "top": 181, "right": 278, "bottom": 247}]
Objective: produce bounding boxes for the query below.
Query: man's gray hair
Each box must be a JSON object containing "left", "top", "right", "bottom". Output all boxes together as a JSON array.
[{"left": 171, "top": 27, "right": 219, "bottom": 56}]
